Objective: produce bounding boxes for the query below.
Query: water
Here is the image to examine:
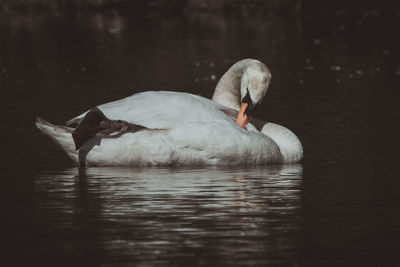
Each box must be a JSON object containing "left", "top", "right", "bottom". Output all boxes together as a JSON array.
[
  {"left": 1, "top": 5, "right": 400, "bottom": 266},
  {"left": 27, "top": 166, "right": 302, "bottom": 266}
]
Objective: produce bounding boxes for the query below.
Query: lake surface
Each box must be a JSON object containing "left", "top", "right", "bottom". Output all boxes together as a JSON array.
[{"left": 1, "top": 5, "right": 400, "bottom": 266}]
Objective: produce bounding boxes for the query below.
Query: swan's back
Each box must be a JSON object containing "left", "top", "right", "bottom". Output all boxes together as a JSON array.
[{"left": 77, "top": 91, "right": 229, "bottom": 129}]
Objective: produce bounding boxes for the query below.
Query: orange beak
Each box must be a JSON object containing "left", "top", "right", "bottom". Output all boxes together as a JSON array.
[{"left": 236, "top": 103, "right": 249, "bottom": 130}]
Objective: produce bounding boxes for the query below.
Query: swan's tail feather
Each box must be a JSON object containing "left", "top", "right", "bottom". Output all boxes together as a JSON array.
[{"left": 35, "top": 117, "right": 79, "bottom": 163}]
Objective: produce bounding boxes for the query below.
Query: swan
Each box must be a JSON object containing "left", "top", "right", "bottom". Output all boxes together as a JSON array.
[{"left": 36, "top": 59, "right": 303, "bottom": 166}]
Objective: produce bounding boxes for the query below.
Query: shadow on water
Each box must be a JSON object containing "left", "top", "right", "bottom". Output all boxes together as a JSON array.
[{"left": 28, "top": 165, "right": 303, "bottom": 266}]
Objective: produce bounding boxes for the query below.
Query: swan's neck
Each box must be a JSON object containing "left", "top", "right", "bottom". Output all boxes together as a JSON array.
[{"left": 212, "top": 59, "right": 258, "bottom": 111}]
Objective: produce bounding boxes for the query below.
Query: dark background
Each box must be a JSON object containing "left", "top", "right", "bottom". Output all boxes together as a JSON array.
[{"left": 1, "top": 0, "right": 400, "bottom": 266}]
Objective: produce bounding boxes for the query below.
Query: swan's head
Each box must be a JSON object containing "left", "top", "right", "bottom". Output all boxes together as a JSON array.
[{"left": 240, "top": 63, "right": 271, "bottom": 115}]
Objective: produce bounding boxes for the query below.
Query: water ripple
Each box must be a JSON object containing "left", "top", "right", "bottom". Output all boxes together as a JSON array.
[{"left": 34, "top": 165, "right": 302, "bottom": 265}]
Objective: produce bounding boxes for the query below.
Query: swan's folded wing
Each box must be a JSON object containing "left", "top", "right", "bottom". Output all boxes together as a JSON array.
[
  {"left": 65, "top": 91, "right": 227, "bottom": 129},
  {"left": 65, "top": 94, "right": 135, "bottom": 126}
]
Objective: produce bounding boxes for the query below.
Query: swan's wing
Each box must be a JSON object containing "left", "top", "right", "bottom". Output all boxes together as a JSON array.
[
  {"left": 65, "top": 93, "right": 140, "bottom": 126},
  {"left": 66, "top": 91, "right": 231, "bottom": 129}
]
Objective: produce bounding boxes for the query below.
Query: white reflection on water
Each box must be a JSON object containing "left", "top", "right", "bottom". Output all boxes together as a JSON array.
[{"left": 35, "top": 165, "right": 302, "bottom": 265}]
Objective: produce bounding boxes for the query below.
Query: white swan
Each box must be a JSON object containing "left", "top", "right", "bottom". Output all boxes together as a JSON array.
[{"left": 36, "top": 59, "right": 303, "bottom": 166}]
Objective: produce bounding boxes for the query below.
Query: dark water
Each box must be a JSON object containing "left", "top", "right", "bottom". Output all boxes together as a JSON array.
[{"left": 1, "top": 5, "right": 400, "bottom": 266}]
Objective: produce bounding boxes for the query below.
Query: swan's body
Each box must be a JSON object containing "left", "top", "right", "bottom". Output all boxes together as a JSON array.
[{"left": 36, "top": 59, "right": 303, "bottom": 166}]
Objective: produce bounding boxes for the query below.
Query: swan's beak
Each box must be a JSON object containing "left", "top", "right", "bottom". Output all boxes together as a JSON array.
[
  {"left": 241, "top": 89, "right": 258, "bottom": 115},
  {"left": 236, "top": 103, "right": 249, "bottom": 130}
]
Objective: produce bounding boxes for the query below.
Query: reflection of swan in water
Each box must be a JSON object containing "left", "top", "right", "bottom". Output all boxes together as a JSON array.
[
  {"left": 36, "top": 165, "right": 303, "bottom": 212},
  {"left": 76, "top": 165, "right": 301, "bottom": 188},
  {"left": 35, "top": 165, "right": 303, "bottom": 261}
]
